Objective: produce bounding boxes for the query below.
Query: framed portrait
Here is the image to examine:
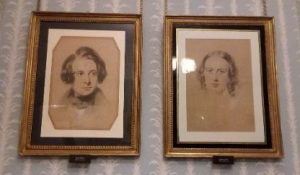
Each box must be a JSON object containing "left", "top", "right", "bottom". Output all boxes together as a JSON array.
[
  {"left": 164, "top": 16, "right": 283, "bottom": 158},
  {"left": 19, "top": 12, "right": 141, "bottom": 156}
]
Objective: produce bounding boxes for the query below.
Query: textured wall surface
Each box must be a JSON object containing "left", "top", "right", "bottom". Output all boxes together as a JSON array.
[{"left": 0, "top": 0, "right": 300, "bottom": 174}]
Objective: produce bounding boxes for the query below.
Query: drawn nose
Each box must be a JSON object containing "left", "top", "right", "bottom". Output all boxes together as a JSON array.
[
  {"left": 83, "top": 74, "right": 91, "bottom": 84},
  {"left": 85, "top": 81, "right": 91, "bottom": 85},
  {"left": 213, "top": 72, "right": 219, "bottom": 82}
]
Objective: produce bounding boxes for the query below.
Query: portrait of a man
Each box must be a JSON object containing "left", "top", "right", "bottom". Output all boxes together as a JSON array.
[
  {"left": 185, "top": 39, "right": 255, "bottom": 132},
  {"left": 49, "top": 46, "right": 118, "bottom": 130}
]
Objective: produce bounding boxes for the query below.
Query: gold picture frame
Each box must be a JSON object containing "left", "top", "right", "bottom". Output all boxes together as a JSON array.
[
  {"left": 19, "top": 12, "right": 142, "bottom": 156},
  {"left": 164, "top": 16, "right": 283, "bottom": 158}
]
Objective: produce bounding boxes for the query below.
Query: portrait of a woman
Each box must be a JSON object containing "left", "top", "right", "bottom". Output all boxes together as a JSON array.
[{"left": 186, "top": 50, "right": 255, "bottom": 132}]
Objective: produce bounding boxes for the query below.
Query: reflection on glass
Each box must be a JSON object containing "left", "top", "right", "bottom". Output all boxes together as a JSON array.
[
  {"left": 172, "top": 57, "right": 177, "bottom": 70},
  {"left": 180, "top": 58, "right": 196, "bottom": 73}
]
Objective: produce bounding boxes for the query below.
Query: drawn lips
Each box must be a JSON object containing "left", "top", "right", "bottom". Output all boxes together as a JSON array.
[
  {"left": 83, "top": 87, "right": 92, "bottom": 91},
  {"left": 212, "top": 83, "right": 219, "bottom": 87}
]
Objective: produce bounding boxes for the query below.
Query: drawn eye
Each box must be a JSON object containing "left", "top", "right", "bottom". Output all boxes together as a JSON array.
[
  {"left": 205, "top": 68, "right": 213, "bottom": 73},
  {"left": 74, "top": 71, "right": 84, "bottom": 77},
  {"left": 219, "top": 69, "right": 227, "bottom": 74},
  {"left": 89, "top": 70, "right": 97, "bottom": 76}
]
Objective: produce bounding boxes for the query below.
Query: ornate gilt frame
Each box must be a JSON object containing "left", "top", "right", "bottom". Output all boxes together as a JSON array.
[
  {"left": 164, "top": 16, "right": 283, "bottom": 158},
  {"left": 19, "top": 12, "right": 141, "bottom": 156}
]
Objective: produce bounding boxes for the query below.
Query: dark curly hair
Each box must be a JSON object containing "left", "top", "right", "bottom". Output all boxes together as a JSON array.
[{"left": 61, "top": 46, "right": 107, "bottom": 84}]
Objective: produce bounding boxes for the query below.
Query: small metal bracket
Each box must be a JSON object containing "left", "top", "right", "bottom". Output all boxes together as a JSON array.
[
  {"left": 69, "top": 155, "right": 92, "bottom": 164},
  {"left": 212, "top": 156, "right": 234, "bottom": 165}
]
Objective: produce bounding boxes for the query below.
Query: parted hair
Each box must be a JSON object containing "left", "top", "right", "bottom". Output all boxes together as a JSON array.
[
  {"left": 198, "top": 50, "right": 238, "bottom": 96},
  {"left": 61, "top": 46, "right": 107, "bottom": 84}
]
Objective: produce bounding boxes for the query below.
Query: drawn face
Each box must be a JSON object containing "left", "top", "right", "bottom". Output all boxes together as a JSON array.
[
  {"left": 72, "top": 57, "right": 98, "bottom": 97},
  {"left": 203, "top": 55, "right": 230, "bottom": 95}
]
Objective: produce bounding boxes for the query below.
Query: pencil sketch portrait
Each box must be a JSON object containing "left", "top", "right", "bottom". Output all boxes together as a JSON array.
[
  {"left": 48, "top": 37, "right": 120, "bottom": 130},
  {"left": 185, "top": 39, "right": 255, "bottom": 132}
]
